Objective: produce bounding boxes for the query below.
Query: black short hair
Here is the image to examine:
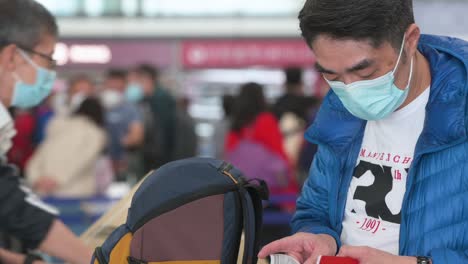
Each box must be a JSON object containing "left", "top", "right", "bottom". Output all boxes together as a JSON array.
[
  {"left": 0, "top": 0, "right": 58, "bottom": 50},
  {"left": 284, "top": 67, "right": 303, "bottom": 86},
  {"left": 135, "top": 64, "right": 159, "bottom": 82},
  {"left": 298, "top": 0, "right": 414, "bottom": 50},
  {"left": 106, "top": 68, "right": 127, "bottom": 81}
]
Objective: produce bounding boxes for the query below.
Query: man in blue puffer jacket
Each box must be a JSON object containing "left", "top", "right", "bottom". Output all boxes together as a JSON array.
[{"left": 259, "top": 1, "right": 468, "bottom": 264}]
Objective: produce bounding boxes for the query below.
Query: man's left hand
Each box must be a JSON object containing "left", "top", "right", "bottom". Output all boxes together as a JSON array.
[{"left": 337, "top": 246, "right": 416, "bottom": 264}]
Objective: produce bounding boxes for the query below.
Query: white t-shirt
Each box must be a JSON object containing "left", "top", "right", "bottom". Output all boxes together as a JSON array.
[{"left": 340, "top": 87, "right": 430, "bottom": 254}]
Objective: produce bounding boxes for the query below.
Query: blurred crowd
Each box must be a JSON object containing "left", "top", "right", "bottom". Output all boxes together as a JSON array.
[
  {"left": 6, "top": 65, "right": 321, "bottom": 203},
  {"left": 7, "top": 64, "right": 198, "bottom": 199}
]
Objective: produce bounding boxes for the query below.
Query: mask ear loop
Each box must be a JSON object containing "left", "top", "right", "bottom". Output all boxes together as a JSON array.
[
  {"left": 404, "top": 57, "right": 414, "bottom": 91},
  {"left": 392, "top": 35, "right": 407, "bottom": 73},
  {"left": 17, "top": 49, "right": 40, "bottom": 70},
  {"left": 393, "top": 34, "right": 414, "bottom": 91}
]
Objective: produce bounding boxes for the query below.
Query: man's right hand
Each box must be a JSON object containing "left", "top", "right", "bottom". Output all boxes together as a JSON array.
[{"left": 258, "top": 232, "right": 337, "bottom": 264}]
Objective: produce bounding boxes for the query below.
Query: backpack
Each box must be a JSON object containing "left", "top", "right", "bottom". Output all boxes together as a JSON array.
[{"left": 92, "top": 157, "right": 269, "bottom": 264}]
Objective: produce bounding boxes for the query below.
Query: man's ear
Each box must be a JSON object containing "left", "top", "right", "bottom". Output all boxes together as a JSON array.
[
  {"left": 405, "top": 24, "right": 421, "bottom": 58},
  {"left": 0, "top": 44, "right": 18, "bottom": 72}
]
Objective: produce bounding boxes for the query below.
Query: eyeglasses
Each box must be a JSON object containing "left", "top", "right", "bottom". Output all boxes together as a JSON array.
[{"left": 17, "top": 45, "right": 57, "bottom": 69}]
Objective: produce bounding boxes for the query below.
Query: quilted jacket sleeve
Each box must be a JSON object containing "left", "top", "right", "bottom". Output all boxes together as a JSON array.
[
  {"left": 291, "top": 146, "right": 342, "bottom": 248},
  {"left": 430, "top": 248, "right": 468, "bottom": 263}
]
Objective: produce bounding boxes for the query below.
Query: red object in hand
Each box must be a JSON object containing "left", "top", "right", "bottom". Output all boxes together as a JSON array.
[{"left": 317, "top": 256, "right": 359, "bottom": 264}]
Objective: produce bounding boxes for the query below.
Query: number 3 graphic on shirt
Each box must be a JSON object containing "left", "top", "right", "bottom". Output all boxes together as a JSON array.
[{"left": 353, "top": 160, "right": 401, "bottom": 224}]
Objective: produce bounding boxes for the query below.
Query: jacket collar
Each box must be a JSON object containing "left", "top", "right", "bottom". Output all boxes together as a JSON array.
[{"left": 306, "top": 34, "right": 468, "bottom": 154}]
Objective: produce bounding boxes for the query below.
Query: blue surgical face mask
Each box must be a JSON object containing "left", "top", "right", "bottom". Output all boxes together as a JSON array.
[
  {"left": 125, "top": 82, "right": 144, "bottom": 103},
  {"left": 325, "top": 35, "right": 413, "bottom": 120},
  {"left": 11, "top": 50, "right": 57, "bottom": 108}
]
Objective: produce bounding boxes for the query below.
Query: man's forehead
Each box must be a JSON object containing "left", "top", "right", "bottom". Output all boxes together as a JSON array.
[
  {"left": 313, "top": 37, "right": 376, "bottom": 57},
  {"left": 311, "top": 36, "right": 393, "bottom": 71}
]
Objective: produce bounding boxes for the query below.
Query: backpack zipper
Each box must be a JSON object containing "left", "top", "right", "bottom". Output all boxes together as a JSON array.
[
  {"left": 220, "top": 162, "right": 239, "bottom": 184},
  {"left": 222, "top": 170, "right": 239, "bottom": 184}
]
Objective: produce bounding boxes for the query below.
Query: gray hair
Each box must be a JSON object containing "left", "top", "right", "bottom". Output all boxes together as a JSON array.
[{"left": 0, "top": 0, "right": 58, "bottom": 50}]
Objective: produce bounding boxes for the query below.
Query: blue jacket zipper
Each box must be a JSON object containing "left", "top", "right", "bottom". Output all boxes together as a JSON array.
[{"left": 335, "top": 135, "right": 365, "bottom": 237}]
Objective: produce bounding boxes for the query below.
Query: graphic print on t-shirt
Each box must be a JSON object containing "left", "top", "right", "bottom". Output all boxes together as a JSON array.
[{"left": 351, "top": 149, "right": 412, "bottom": 228}]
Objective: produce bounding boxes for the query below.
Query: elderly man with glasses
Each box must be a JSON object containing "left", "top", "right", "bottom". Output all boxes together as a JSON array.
[{"left": 0, "top": 0, "right": 92, "bottom": 263}]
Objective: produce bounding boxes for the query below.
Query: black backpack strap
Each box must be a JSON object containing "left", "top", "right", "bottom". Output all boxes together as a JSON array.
[
  {"left": 238, "top": 186, "right": 256, "bottom": 264},
  {"left": 245, "top": 179, "right": 269, "bottom": 264},
  {"left": 219, "top": 162, "right": 268, "bottom": 264},
  {"left": 247, "top": 187, "right": 265, "bottom": 264},
  {"left": 245, "top": 179, "right": 269, "bottom": 201}
]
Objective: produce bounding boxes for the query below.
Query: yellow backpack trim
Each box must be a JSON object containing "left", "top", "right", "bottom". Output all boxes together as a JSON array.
[{"left": 108, "top": 233, "right": 133, "bottom": 264}]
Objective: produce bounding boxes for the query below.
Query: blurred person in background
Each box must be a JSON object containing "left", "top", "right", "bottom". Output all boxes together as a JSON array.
[
  {"left": 0, "top": 0, "right": 93, "bottom": 262},
  {"left": 102, "top": 69, "right": 144, "bottom": 181},
  {"left": 133, "top": 64, "right": 177, "bottom": 169},
  {"left": 273, "top": 67, "right": 317, "bottom": 123},
  {"left": 260, "top": 0, "right": 468, "bottom": 263},
  {"left": 67, "top": 75, "right": 114, "bottom": 193},
  {"left": 125, "top": 68, "right": 161, "bottom": 176},
  {"left": 67, "top": 74, "right": 96, "bottom": 113},
  {"left": 226, "top": 83, "right": 297, "bottom": 202},
  {"left": 213, "top": 94, "right": 235, "bottom": 159},
  {"left": 226, "top": 83, "right": 298, "bottom": 246},
  {"left": 33, "top": 74, "right": 96, "bottom": 147},
  {"left": 30, "top": 75, "right": 114, "bottom": 196},
  {"left": 26, "top": 97, "right": 107, "bottom": 198},
  {"left": 273, "top": 67, "right": 319, "bottom": 176},
  {"left": 172, "top": 97, "right": 198, "bottom": 160}
]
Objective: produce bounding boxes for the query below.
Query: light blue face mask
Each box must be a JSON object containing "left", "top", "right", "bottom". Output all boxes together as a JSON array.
[
  {"left": 125, "top": 82, "right": 144, "bottom": 103},
  {"left": 11, "top": 50, "right": 57, "bottom": 108},
  {"left": 325, "top": 36, "right": 413, "bottom": 120}
]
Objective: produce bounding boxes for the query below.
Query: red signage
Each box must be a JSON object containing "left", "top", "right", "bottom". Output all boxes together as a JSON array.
[
  {"left": 182, "top": 40, "right": 315, "bottom": 68},
  {"left": 57, "top": 40, "right": 174, "bottom": 69}
]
